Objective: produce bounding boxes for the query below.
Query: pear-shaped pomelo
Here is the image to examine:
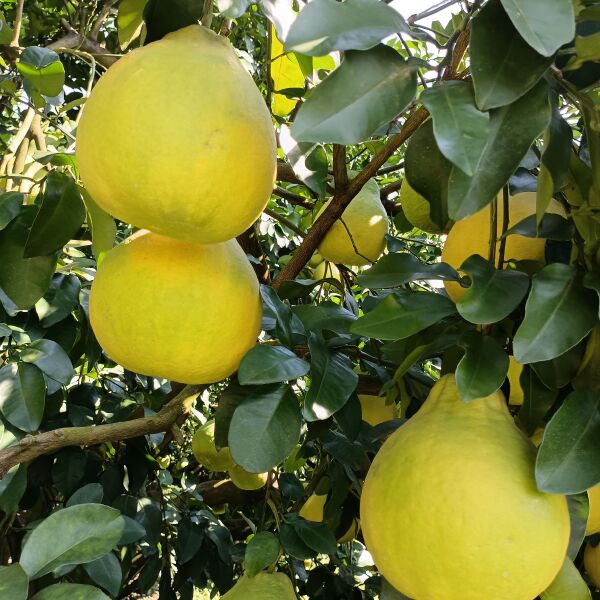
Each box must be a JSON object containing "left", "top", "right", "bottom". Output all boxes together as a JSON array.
[
  {"left": 192, "top": 420, "right": 234, "bottom": 472},
  {"left": 361, "top": 374, "right": 570, "bottom": 600},
  {"left": 317, "top": 179, "right": 389, "bottom": 266},
  {"left": 228, "top": 464, "right": 268, "bottom": 490},
  {"left": 399, "top": 179, "right": 452, "bottom": 234},
  {"left": 89, "top": 231, "right": 261, "bottom": 383},
  {"left": 222, "top": 572, "right": 296, "bottom": 599},
  {"left": 77, "top": 25, "right": 276, "bottom": 244}
]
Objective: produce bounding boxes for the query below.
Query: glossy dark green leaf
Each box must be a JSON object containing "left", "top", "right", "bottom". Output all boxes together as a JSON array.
[
  {"left": 228, "top": 384, "right": 301, "bottom": 473},
  {"left": 52, "top": 448, "right": 86, "bottom": 497},
  {"left": 455, "top": 254, "right": 530, "bottom": 324},
  {"left": 357, "top": 253, "right": 459, "bottom": 289},
  {"left": 21, "top": 338, "right": 74, "bottom": 392},
  {"left": 260, "top": 285, "right": 297, "bottom": 348},
  {"left": 471, "top": 0, "right": 553, "bottom": 111},
  {"left": 238, "top": 345, "right": 309, "bottom": 385},
  {"left": 566, "top": 493, "right": 589, "bottom": 560},
  {"left": 500, "top": 0, "right": 575, "bottom": 57},
  {"left": 455, "top": 331, "right": 509, "bottom": 402},
  {"left": 244, "top": 531, "right": 280, "bottom": 576},
  {"left": 81, "top": 191, "right": 116, "bottom": 262},
  {"left": 285, "top": 0, "right": 409, "bottom": 55},
  {"left": 118, "top": 516, "right": 146, "bottom": 545},
  {"left": 143, "top": 0, "right": 203, "bottom": 43},
  {"left": 35, "top": 274, "right": 81, "bottom": 328},
  {"left": 293, "top": 302, "right": 356, "bottom": 333},
  {"left": 420, "top": 81, "right": 490, "bottom": 176},
  {"left": 304, "top": 332, "right": 358, "bottom": 421},
  {"left": 0, "top": 564, "right": 28, "bottom": 600},
  {"left": 292, "top": 45, "right": 417, "bottom": 144},
  {"left": 66, "top": 483, "right": 104, "bottom": 507},
  {"left": 0, "top": 192, "right": 23, "bottom": 231},
  {"left": 278, "top": 277, "right": 345, "bottom": 301},
  {"left": 17, "top": 47, "right": 65, "bottom": 96},
  {"left": 20, "top": 503, "right": 125, "bottom": 579},
  {"left": 280, "top": 522, "right": 316, "bottom": 559},
  {"left": 513, "top": 264, "right": 597, "bottom": 363},
  {"left": 350, "top": 291, "right": 456, "bottom": 341},
  {"left": 0, "top": 362, "right": 46, "bottom": 431},
  {"left": 448, "top": 80, "right": 551, "bottom": 220},
  {"left": 503, "top": 213, "right": 575, "bottom": 240},
  {"left": 404, "top": 119, "right": 452, "bottom": 230},
  {"left": 0, "top": 207, "right": 58, "bottom": 309},
  {"left": 83, "top": 553, "right": 122, "bottom": 597},
  {"left": 531, "top": 342, "right": 584, "bottom": 390},
  {"left": 518, "top": 366, "right": 558, "bottom": 435},
  {"left": 0, "top": 463, "right": 28, "bottom": 514},
  {"left": 536, "top": 390, "right": 600, "bottom": 493},
  {"left": 293, "top": 518, "right": 337, "bottom": 555},
  {"left": 30, "top": 583, "right": 110, "bottom": 600},
  {"left": 25, "top": 172, "right": 85, "bottom": 257}
]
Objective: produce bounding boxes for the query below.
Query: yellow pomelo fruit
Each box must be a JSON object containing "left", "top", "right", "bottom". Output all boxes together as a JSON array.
[
  {"left": 584, "top": 543, "right": 600, "bottom": 588},
  {"left": 361, "top": 374, "right": 570, "bottom": 600},
  {"left": 89, "top": 231, "right": 261, "bottom": 383},
  {"left": 312, "top": 260, "right": 341, "bottom": 282},
  {"left": 309, "top": 252, "right": 325, "bottom": 268},
  {"left": 192, "top": 420, "right": 234, "bottom": 472},
  {"left": 441, "top": 192, "right": 566, "bottom": 301},
  {"left": 228, "top": 464, "right": 268, "bottom": 490},
  {"left": 299, "top": 493, "right": 358, "bottom": 543},
  {"left": 358, "top": 394, "right": 397, "bottom": 426},
  {"left": 336, "top": 518, "right": 359, "bottom": 544},
  {"left": 586, "top": 483, "right": 600, "bottom": 535},
  {"left": 541, "top": 558, "right": 591, "bottom": 600},
  {"left": 507, "top": 356, "right": 525, "bottom": 406},
  {"left": 77, "top": 25, "right": 276, "bottom": 244},
  {"left": 317, "top": 179, "right": 389, "bottom": 266},
  {"left": 222, "top": 572, "right": 296, "bottom": 600},
  {"left": 399, "top": 180, "right": 452, "bottom": 234}
]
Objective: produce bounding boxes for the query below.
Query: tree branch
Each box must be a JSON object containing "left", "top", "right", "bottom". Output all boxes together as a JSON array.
[
  {"left": 89, "top": 0, "right": 117, "bottom": 40},
  {"left": 9, "top": 0, "right": 24, "bottom": 47},
  {"left": 48, "top": 27, "right": 119, "bottom": 68},
  {"left": 273, "top": 185, "right": 314, "bottom": 210},
  {"left": 264, "top": 207, "right": 306, "bottom": 237},
  {"left": 0, "top": 385, "right": 203, "bottom": 478}
]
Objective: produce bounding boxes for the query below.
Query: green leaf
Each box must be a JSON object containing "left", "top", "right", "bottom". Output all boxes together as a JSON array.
[
  {"left": 404, "top": 119, "right": 453, "bottom": 230},
  {"left": 25, "top": 172, "right": 86, "bottom": 257},
  {"left": 292, "top": 302, "right": 356, "bottom": 334},
  {"left": 143, "top": 0, "right": 204, "bottom": 44},
  {"left": 117, "top": 0, "right": 148, "bottom": 49},
  {"left": 0, "top": 207, "right": 58, "bottom": 309},
  {"left": 293, "top": 518, "right": 337, "bottom": 555},
  {"left": 471, "top": 0, "right": 553, "bottom": 111},
  {"left": 0, "top": 463, "right": 27, "bottom": 513},
  {"left": 531, "top": 343, "right": 584, "bottom": 390},
  {"left": 420, "top": 81, "right": 490, "bottom": 176},
  {"left": 518, "top": 366, "right": 558, "bottom": 435},
  {"left": 455, "top": 254, "right": 530, "bottom": 324},
  {"left": 52, "top": 448, "right": 87, "bottom": 497},
  {"left": 228, "top": 384, "right": 301, "bottom": 473},
  {"left": 357, "top": 253, "right": 459, "bottom": 289},
  {"left": 260, "top": 285, "right": 297, "bottom": 348},
  {"left": 292, "top": 45, "right": 417, "bottom": 144},
  {"left": 0, "top": 12, "right": 14, "bottom": 44},
  {"left": 304, "top": 332, "right": 358, "bottom": 421},
  {"left": 285, "top": 0, "right": 409, "bottom": 55},
  {"left": 30, "top": 583, "right": 110, "bottom": 600},
  {"left": 245, "top": 531, "right": 280, "bottom": 576},
  {"left": 381, "top": 579, "right": 413, "bottom": 600},
  {"left": 17, "top": 47, "right": 65, "bottom": 97},
  {"left": 80, "top": 191, "right": 116, "bottom": 264},
  {"left": 217, "top": 0, "right": 252, "bottom": 18},
  {"left": 503, "top": 213, "right": 575, "bottom": 240},
  {"left": 279, "top": 522, "right": 316, "bottom": 559},
  {"left": 566, "top": 493, "right": 589, "bottom": 560},
  {"left": 66, "top": 483, "right": 104, "bottom": 507},
  {"left": 83, "top": 553, "right": 122, "bottom": 597},
  {"left": 0, "top": 362, "right": 46, "bottom": 431},
  {"left": 540, "top": 557, "right": 591, "bottom": 600},
  {"left": 513, "top": 264, "right": 598, "bottom": 364},
  {"left": 536, "top": 390, "right": 600, "bottom": 494},
  {"left": 21, "top": 338, "right": 74, "bottom": 393},
  {"left": 0, "top": 192, "right": 23, "bottom": 231},
  {"left": 20, "top": 503, "right": 125, "bottom": 579},
  {"left": 238, "top": 345, "right": 309, "bottom": 385},
  {"left": 566, "top": 32, "right": 600, "bottom": 70},
  {"left": 35, "top": 274, "right": 81, "bottom": 328},
  {"left": 350, "top": 291, "right": 456, "bottom": 341},
  {"left": 500, "top": 0, "right": 575, "bottom": 57},
  {"left": 455, "top": 331, "right": 509, "bottom": 402},
  {"left": 0, "top": 564, "right": 28, "bottom": 600}
]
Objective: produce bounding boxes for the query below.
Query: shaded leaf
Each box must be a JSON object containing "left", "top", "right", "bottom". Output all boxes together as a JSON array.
[
  {"left": 0, "top": 463, "right": 27, "bottom": 513},
  {"left": 83, "top": 553, "right": 122, "bottom": 597},
  {"left": 21, "top": 339, "right": 74, "bottom": 392},
  {"left": 118, "top": 0, "right": 148, "bottom": 49},
  {"left": 292, "top": 45, "right": 417, "bottom": 144},
  {"left": 293, "top": 302, "right": 356, "bottom": 334},
  {"left": 566, "top": 494, "right": 589, "bottom": 560},
  {"left": 30, "top": 583, "right": 110, "bottom": 600},
  {"left": 0, "top": 362, "right": 46, "bottom": 431},
  {"left": 66, "top": 483, "right": 104, "bottom": 507},
  {"left": 260, "top": 285, "right": 297, "bottom": 348},
  {"left": 0, "top": 192, "right": 23, "bottom": 231},
  {"left": 17, "top": 47, "right": 64, "bottom": 96},
  {"left": 504, "top": 213, "right": 575, "bottom": 240},
  {"left": 245, "top": 531, "right": 280, "bottom": 576},
  {"left": 238, "top": 345, "right": 309, "bottom": 385},
  {"left": 143, "top": 0, "right": 203, "bottom": 44},
  {"left": 536, "top": 390, "right": 600, "bottom": 494},
  {"left": 82, "top": 190, "right": 116, "bottom": 263},
  {"left": 229, "top": 384, "right": 301, "bottom": 473},
  {"left": 279, "top": 522, "right": 316, "bottom": 559},
  {"left": 293, "top": 518, "right": 337, "bottom": 554},
  {"left": 0, "top": 564, "right": 28, "bottom": 600},
  {"left": 518, "top": 366, "right": 558, "bottom": 435},
  {"left": 35, "top": 274, "right": 80, "bottom": 328}
]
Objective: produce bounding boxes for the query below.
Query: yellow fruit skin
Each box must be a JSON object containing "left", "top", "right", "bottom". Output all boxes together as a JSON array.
[
  {"left": 89, "top": 232, "right": 261, "bottom": 383},
  {"left": 222, "top": 572, "right": 296, "bottom": 600},
  {"left": 228, "top": 464, "right": 268, "bottom": 490},
  {"left": 318, "top": 179, "right": 389, "bottom": 266},
  {"left": 358, "top": 394, "right": 397, "bottom": 426},
  {"left": 442, "top": 192, "right": 565, "bottom": 301},
  {"left": 77, "top": 25, "right": 276, "bottom": 244},
  {"left": 361, "top": 374, "right": 570, "bottom": 600},
  {"left": 400, "top": 180, "right": 452, "bottom": 234},
  {"left": 507, "top": 356, "right": 525, "bottom": 406},
  {"left": 585, "top": 543, "right": 600, "bottom": 588},
  {"left": 299, "top": 493, "right": 358, "bottom": 543},
  {"left": 192, "top": 421, "right": 234, "bottom": 472},
  {"left": 312, "top": 260, "right": 341, "bottom": 282},
  {"left": 540, "top": 558, "right": 591, "bottom": 600},
  {"left": 586, "top": 484, "right": 600, "bottom": 535}
]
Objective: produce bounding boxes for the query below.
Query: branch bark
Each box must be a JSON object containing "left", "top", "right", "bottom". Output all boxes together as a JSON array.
[
  {"left": 9, "top": 0, "right": 24, "bottom": 47},
  {"left": 0, "top": 385, "right": 202, "bottom": 478}
]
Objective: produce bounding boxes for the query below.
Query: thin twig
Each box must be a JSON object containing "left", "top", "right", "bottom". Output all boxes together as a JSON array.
[
  {"left": 89, "top": 0, "right": 117, "bottom": 40},
  {"left": 273, "top": 185, "right": 314, "bottom": 210},
  {"left": 497, "top": 186, "right": 510, "bottom": 269},
  {"left": 264, "top": 207, "right": 306, "bottom": 237},
  {"left": 9, "top": 0, "right": 25, "bottom": 47}
]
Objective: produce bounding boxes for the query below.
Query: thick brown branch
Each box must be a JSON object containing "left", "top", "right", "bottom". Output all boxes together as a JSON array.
[
  {"left": 0, "top": 385, "right": 202, "bottom": 478},
  {"left": 272, "top": 107, "right": 429, "bottom": 288},
  {"left": 47, "top": 31, "right": 118, "bottom": 68},
  {"left": 276, "top": 161, "right": 302, "bottom": 185}
]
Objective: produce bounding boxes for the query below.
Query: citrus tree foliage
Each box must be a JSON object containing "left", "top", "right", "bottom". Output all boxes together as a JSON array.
[{"left": 0, "top": 0, "right": 599, "bottom": 598}]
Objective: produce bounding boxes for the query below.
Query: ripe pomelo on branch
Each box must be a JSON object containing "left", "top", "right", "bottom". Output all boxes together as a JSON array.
[
  {"left": 399, "top": 179, "right": 453, "bottom": 234},
  {"left": 586, "top": 483, "right": 600, "bottom": 535},
  {"left": 221, "top": 572, "right": 296, "bottom": 599},
  {"left": 507, "top": 356, "right": 525, "bottom": 406},
  {"left": 192, "top": 420, "right": 235, "bottom": 472},
  {"left": 77, "top": 25, "right": 276, "bottom": 244},
  {"left": 360, "top": 374, "right": 570, "bottom": 600},
  {"left": 358, "top": 394, "right": 397, "bottom": 426},
  {"left": 299, "top": 492, "right": 358, "bottom": 544},
  {"left": 317, "top": 179, "right": 389, "bottom": 266},
  {"left": 441, "top": 192, "right": 566, "bottom": 301},
  {"left": 228, "top": 464, "right": 268, "bottom": 490},
  {"left": 90, "top": 231, "right": 261, "bottom": 383}
]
